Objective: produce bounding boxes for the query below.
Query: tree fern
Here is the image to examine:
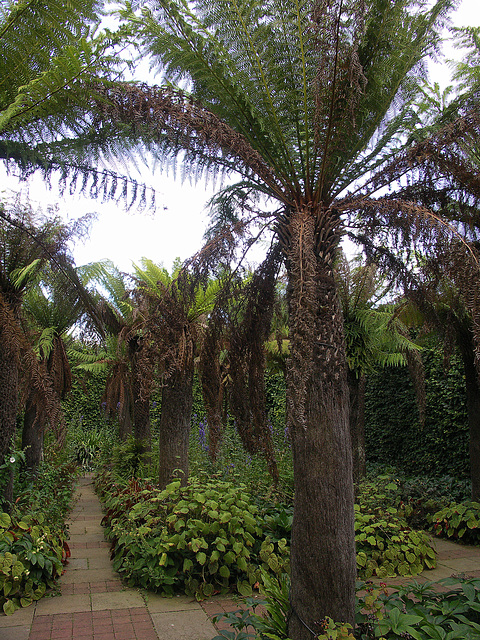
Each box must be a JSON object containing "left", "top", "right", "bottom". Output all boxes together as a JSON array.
[{"left": 0, "top": 1, "right": 152, "bottom": 204}]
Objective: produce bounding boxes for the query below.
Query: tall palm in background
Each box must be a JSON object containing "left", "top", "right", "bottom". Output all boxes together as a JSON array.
[
  {"left": 21, "top": 265, "right": 90, "bottom": 473},
  {"left": 336, "top": 253, "right": 422, "bottom": 484},
  {"left": 93, "top": 0, "right": 455, "bottom": 631},
  {"left": 0, "top": 202, "right": 65, "bottom": 464},
  {"left": 134, "top": 258, "right": 220, "bottom": 487},
  {"left": 75, "top": 261, "right": 147, "bottom": 443}
]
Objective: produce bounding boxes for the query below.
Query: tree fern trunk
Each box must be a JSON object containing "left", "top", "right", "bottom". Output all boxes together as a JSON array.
[
  {"left": 129, "top": 339, "right": 152, "bottom": 456},
  {"left": 458, "top": 330, "right": 480, "bottom": 501},
  {"left": 348, "top": 369, "right": 367, "bottom": 488},
  {"left": 22, "top": 391, "right": 44, "bottom": 474},
  {"left": 118, "top": 392, "right": 133, "bottom": 441},
  {"left": 285, "top": 207, "right": 355, "bottom": 636},
  {"left": 0, "top": 339, "right": 19, "bottom": 504},
  {"left": 158, "top": 364, "right": 194, "bottom": 489}
]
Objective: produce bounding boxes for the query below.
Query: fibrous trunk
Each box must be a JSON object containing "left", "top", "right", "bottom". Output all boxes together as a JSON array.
[
  {"left": 285, "top": 206, "right": 356, "bottom": 637},
  {"left": 348, "top": 369, "right": 367, "bottom": 488},
  {"left": 130, "top": 341, "right": 152, "bottom": 456},
  {"left": 118, "top": 392, "right": 134, "bottom": 441},
  {"left": 158, "top": 363, "right": 194, "bottom": 489},
  {"left": 22, "top": 391, "right": 44, "bottom": 475},
  {"left": 458, "top": 330, "right": 480, "bottom": 501},
  {"left": 0, "top": 338, "right": 19, "bottom": 504}
]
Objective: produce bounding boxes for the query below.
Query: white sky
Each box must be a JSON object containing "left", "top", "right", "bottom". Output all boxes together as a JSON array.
[{"left": 1, "top": 0, "right": 478, "bottom": 274}]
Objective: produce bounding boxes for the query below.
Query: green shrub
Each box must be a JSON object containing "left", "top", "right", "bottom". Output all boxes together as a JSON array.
[
  {"left": 67, "top": 425, "right": 116, "bottom": 470},
  {"left": 365, "top": 347, "right": 470, "bottom": 478},
  {"left": 99, "top": 475, "right": 289, "bottom": 600},
  {"left": 429, "top": 501, "right": 480, "bottom": 545},
  {"left": 356, "top": 577, "right": 480, "bottom": 639},
  {"left": 14, "top": 460, "right": 78, "bottom": 527},
  {"left": 0, "top": 512, "right": 67, "bottom": 615},
  {"left": 212, "top": 575, "right": 480, "bottom": 640},
  {"left": 355, "top": 506, "right": 436, "bottom": 579}
]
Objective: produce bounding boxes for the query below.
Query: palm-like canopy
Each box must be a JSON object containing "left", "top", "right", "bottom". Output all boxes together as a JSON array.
[
  {"left": 73, "top": 260, "right": 139, "bottom": 440},
  {"left": 93, "top": 0, "right": 455, "bottom": 632},
  {"left": 0, "top": 200, "right": 74, "bottom": 468},
  {"left": 336, "top": 254, "right": 419, "bottom": 376},
  {"left": 20, "top": 270, "right": 88, "bottom": 470},
  {"left": 106, "top": 0, "right": 450, "bottom": 207}
]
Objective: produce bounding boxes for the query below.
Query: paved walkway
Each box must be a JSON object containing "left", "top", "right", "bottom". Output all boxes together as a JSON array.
[{"left": 1, "top": 475, "right": 480, "bottom": 640}]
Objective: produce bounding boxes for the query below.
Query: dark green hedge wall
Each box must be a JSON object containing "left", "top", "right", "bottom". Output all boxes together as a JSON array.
[
  {"left": 365, "top": 346, "right": 469, "bottom": 478},
  {"left": 63, "top": 371, "right": 108, "bottom": 432}
]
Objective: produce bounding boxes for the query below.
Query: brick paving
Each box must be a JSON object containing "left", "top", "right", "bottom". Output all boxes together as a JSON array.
[{"left": 1, "top": 474, "right": 480, "bottom": 640}]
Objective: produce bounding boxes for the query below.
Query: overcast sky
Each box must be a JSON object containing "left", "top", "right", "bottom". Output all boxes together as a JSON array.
[{"left": 1, "top": 0, "right": 478, "bottom": 273}]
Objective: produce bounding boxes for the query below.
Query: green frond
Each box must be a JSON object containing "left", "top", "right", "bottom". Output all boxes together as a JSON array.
[
  {"left": 35, "top": 326, "right": 57, "bottom": 360},
  {"left": 133, "top": 257, "right": 172, "bottom": 296},
  {"left": 0, "top": 1, "right": 154, "bottom": 206},
  {"left": 451, "top": 25, "right": 480, "bottom": 93},
  {"left": 10, "top": 258, "right": 42, "bottom": 290},
  {"left": 119, "top": 0, "right": 455, "bottom": 204}
]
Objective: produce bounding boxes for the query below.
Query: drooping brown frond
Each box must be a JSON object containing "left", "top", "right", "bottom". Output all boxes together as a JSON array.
[
  {"left": 198, "top": 308, "right": 228, "bottom": 462},
  {"left": 102, "top": 361, "right": 133, "bottom": 422},
  {"left": 93, "top": 82, "right": 282, "bottom": 197},
  {"left": 227, "top": 245, "right": 283, "bottom": 481},
  {"left": 0, "top": 291, "right": 62, "bottom": 448},
  {"left": 437, "top": 242, "right": 480, "bottom": 370},
  {"left": 370, "top": 108, "right": 480, "bottom": 205}
]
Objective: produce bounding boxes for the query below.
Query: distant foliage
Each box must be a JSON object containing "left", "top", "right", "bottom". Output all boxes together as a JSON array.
[
  {"left": 365, "top": 345, "right": 469, "bottom": 476},
  {"left": 63, "top": 371, "right": 109, "bottom": 433}
]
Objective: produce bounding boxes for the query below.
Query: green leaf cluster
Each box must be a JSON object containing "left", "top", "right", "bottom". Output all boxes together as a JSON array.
[
  {"left": 429, "top": 501, "right": 480, "bottom": 545},
  {"left": 98, "top": 474, "right": 289, "bottom": 600},
  {"left": 365, "top": 347, "right": 470, "bottom": 478},
  {"left": 355, "top": 476, "right": 437, "bottom": 578},
  {"left": 355, "top": 506, "right": 436, "bottom": 579},
  {"left": 356, "top": 577, "right": 480, "bottom": 639},
  {"left": 0, "top": 512, "right": 66, "bottom": 615}
]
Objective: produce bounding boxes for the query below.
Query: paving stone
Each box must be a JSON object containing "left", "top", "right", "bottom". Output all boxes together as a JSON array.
[
  {"left": 418, "top": 566, "right": 459, "bottom": 582},
  {"left": 87, "top": 556, "right": 115, "bottom": 570},
  {"left": 60, "top": 568, "right": 118, "bottom": 584},
  {"left": 91, "top": 590, "right": 145, "bottom": 611},
  {"left": 441, "top": 557, "right": 480, "bottom": 572},
  {"left": 0, "top": 625, "right": 30, "bottom": 640},
  {"left": 0, "top": 604, "right": 35, "bottom": 627},
  {"left": 150, "top": 609, "right": 216, "bottom": 640},
  {"left": 144, "top": 593, "right": 202, "bottom": 613},
  {"left": 66, "top": 558, "right": 88, "bottom": 570},
  {"left": 70, "top": 546, "right": 109, "bottom": 559},
  {"left": 68, "top": 534, "right": 107, "bottom": 544},
  {"left": 34, "top": 594, "right": 92, "bottom": 615}
]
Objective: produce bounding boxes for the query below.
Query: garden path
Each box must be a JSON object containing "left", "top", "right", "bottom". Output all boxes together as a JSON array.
[
  {"left": 0, "top": 474, "right": 239, "bottom": 640},
  {"left": 1, "top": 474, "right": 480, "bottom": 640}
]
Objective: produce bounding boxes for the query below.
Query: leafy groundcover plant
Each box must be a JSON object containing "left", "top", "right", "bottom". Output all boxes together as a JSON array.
[
  {"left": 0, "top": 458, "right": 77, "bottom": 615},
  {"left": 97, "top": 473, "right": 289, "bottom": 600},
  {"left": 0, "top": 512, "right": 69, "bottom": 615},
  {"left": 212, "top": 573, "right": 480, "bottom": 640},
  {"left": 96, "top": 467, "right": 438, "bottom": 600},
  {"left": 428, "top": 502, "right": 480, "bottom": 545}
]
